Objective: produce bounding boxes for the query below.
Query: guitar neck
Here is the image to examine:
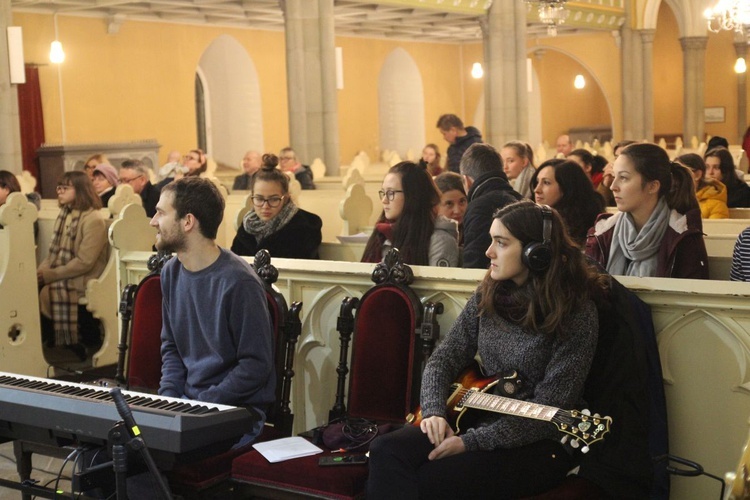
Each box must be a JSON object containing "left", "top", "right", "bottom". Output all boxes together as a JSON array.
[{"left": 461, "top": 390, "right": 560, "bottom": 422}]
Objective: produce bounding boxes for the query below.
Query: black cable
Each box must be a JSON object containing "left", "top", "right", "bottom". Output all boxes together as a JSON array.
[{"left": 53, "top": 448, "right": 81, "bottom": 500}]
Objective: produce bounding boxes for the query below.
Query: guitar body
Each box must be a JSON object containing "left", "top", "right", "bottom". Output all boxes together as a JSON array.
[{"left": 406, "top": 361, "right": 522, "bottom": 434}]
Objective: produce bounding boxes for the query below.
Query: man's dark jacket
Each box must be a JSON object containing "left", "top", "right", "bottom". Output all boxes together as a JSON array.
[
  {"left": 446, "top": 126, "right": 482, "bottom": 173},
  {"left": 461, "top": 171, "right": 521, "bottom": 269}
]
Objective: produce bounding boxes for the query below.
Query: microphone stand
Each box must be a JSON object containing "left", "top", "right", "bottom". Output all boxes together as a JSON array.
[{"left": 109, "top": 388, "right": 172, "bottom": 500}]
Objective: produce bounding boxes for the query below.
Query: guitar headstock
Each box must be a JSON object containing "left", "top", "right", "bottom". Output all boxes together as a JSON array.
[{"left": 552, "top": 409, "right": 611, "bottom": 453}]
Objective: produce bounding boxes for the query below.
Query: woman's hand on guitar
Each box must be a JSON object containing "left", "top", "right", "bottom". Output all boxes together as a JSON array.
[
  {"left": 420, "top": 416, "right": 453, "bottom": 447},
  {"left": 427, "top": 436, "right": 466, "bottom": 461}
]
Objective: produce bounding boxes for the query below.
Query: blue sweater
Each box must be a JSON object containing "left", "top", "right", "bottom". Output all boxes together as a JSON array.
[{"left": 158, "top": 248, "right": 275, "bottom": 411}]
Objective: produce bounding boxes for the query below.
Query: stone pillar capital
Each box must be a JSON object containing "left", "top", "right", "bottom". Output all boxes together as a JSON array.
[
  {"left": 478, "top": 16, "right": 489, "bottom": 37},
  {"left": 679, "top": 36, "right": 708, "bottom": 52},
  {"left": 639, "top": 28, "right": 656, "bottom": 45}
]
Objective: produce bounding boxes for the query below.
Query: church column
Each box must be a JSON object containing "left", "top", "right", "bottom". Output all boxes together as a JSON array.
[
  {"left": 0, "top": 2, "right": 23, "bottom": 173},
  {"left": 639, "top": 29, "right": 656, "bottom": 142},
  {"left": 680, "top": 36, "right": 708, "bottom": 144},
  {"left": 735, "top": 40, "right": 748, "bottom": 143},
  {"left": 483, "top": 0, "right": 528, "bottom": 146},
  {"left": 281, "top": 0, "right": 339, "bottom": 175}
]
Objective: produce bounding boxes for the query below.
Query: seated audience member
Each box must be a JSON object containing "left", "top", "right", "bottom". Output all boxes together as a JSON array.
[
  {"left": 600, "top": 140, "right": 637, "bottom": 206},
  {"left": 436, "top": 114, "right": 482, "bottom": 173},
  {"left": 501, "top": 141, "right": 536, "bottom": 198},
  {"left": 83, "top": 154, "right": 107, "bottom": 180},
  {"left": 362, "top": 161, "right": 459, "bottom": 267},
  {"left": 120, "top": 159, "right": 161, "bottom": 217},
  {"left": 676, "top": 153, "right": 729, "bottom": 219},
  {"left": 744, "top": 127, "right": 750, "bottom": 161},
  {"left": 231, "top": 154, "right": 322, "bottom": 260},
  {"left": 419, "top": 143, "right": 443, "bottom": 177},
  {"left": 91, "top": 163, "right": 119, "bottom": 209},
  {"left": 531, "top": 159, "right": 605, "bottom": 247},
  {"left": 153, "top": 177, "right": 275, "bottom": 446},
  {"left": 435, "top": 171, "right": 468, "bottom": 227},
  {"left": 704, "top": 147, "right": 750, "bottom": 208},
  {"left": 367, "top": 201, "right": 605, "bottom": 499},
  {"left": 460, "top": 143, "right": 522, "bottom": 269},
  {"left": 731, "top": 226, "right": 750, "bottom": 281},
  {"left": 567, "top": 148, "right": 614, "bottom": 206},
  {"left": 182, "top": 149, "right": 208, "bottom": 178},
  {"left": 586, "top": 143, "right": 708, "bottom": 279},
  {"left": 233, "top": 150, "right": 262, "bottom": 191},
  {"left": 37, "top": 171, "right": 108, "bottom": 360},
  {"left": 707, "top": 135, "right": 729, "bottom": 152},
  {"left": 279, "top": 147, "right": 315, "bottom": 190},
  {"left": 555, "top": 134, "right": 574, "bottom": 157},
  {"left": 157, "top": 150, "right": 186, "bottom": 181},
  {"left": 0, "top": 170, "right": 41, "bottom": 210}
]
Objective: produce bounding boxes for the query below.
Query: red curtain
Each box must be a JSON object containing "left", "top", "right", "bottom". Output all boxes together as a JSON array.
[{"left": 17, "top": 64, "right": 45, "bottom": 188}]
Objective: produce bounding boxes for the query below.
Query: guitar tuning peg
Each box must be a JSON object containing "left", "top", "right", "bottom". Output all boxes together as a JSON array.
[
  {"left": 593, "top": 413, "right": 600, "bottom": 418},
  {"left": 581, "top": 445, "right": 590, "bottom": 454},
  {"left": 570, "top": 439, "right": 580, "bottom": 449},
  {"left": 560, "top": 435, "right": 568, "bottom": 445},
  {"left": 581, "top": 409, "right": 591, "bottom": 416}
]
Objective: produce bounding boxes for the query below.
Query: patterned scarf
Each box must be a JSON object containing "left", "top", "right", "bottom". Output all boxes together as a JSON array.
[
  {"left": 243, "top": 199, "right": 299, "bottom": 243},
  {"left": 48, "top": 206, "right": 83, "bottom": 345}
]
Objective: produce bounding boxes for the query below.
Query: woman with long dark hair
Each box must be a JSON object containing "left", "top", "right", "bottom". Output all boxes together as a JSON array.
[
  {"left": 37, "top": 171, "right": 109, "bottom": 359},
  {"left": 231, "top": 154, "right": 322, "bottom": 259},
  {"left": 675, "top": 153, "right": 728, "bottom": 219},
  {"left": 586, "top": 143, "right": 708, "bottom": 279},
  {"left": 704, "top": 147, "right": 750, "bottom": 208},
  {"left": 531, "top": 159, "right": 605, "bottom": 246},
  {"left": 362, "top": 161, "right": 459, "bottom": 267},
  {"left": 368, "top": 200, "right": 606, "bottom": 498}
]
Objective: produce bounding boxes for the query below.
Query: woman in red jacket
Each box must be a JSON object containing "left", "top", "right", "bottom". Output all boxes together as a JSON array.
[{"left": 585, "top": 143, "right": 708, "bottom": 279}]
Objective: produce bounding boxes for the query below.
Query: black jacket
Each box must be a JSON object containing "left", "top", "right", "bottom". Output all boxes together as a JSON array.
[
  {"left": 295, "top": 166, "right": 315, "bottom": 190},
  {"left": 231, "top": 208, "right": 322, "bottom": 260},
  {"left": 233, "top": 173, "right": 253, "bottom": 191},
  {"left": 461, "top": 171, "right": 521, "bottom": 269},
  {"left": 727, "top": 179, "right": 750, "bottom": 208},
  {"left": 446, "top": 126, "right": 482, "bottom": 173},
  {"left": 140, "top": 182, "right": 161, "bottom": 218}
]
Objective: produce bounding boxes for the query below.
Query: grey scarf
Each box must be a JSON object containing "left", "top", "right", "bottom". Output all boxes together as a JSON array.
[
  {"left": 243, "top": 199, "right": 299, "bottom": 243},
  {"left": 607, "top": 197, "right": 670, "bottom": 277}
]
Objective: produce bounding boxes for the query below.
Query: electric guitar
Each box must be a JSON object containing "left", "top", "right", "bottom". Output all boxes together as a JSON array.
[{"left": 407, "top": 362, "right": 611, "bottom": 453}]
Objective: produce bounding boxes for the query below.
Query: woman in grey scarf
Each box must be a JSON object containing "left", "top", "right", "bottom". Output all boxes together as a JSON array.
[
  {"left": 585, "top": 143, "right": 709, "bottom": 279},
  {"left": 231, "top": 154, "right": 322, "bottom": 260}
]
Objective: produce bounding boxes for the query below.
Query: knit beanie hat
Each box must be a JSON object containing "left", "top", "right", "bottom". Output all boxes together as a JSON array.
[{"left": 94, "top": 163, "right": 119, "bottom": 187}]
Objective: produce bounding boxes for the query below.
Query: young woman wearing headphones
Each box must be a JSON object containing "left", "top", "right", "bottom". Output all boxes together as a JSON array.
[{"left": 367, "top": 200, "right": 607, "bottom": 498}]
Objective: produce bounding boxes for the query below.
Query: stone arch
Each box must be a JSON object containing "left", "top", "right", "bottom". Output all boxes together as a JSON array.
[
  {"left": 525, "top": 46, "right": 616, "bottom": 143},
  {"left": 197, "top": 35, "right": 263, "bottom": 169},
  {"left": 378, "top": 48, "right": 425, "bottom": 158}
]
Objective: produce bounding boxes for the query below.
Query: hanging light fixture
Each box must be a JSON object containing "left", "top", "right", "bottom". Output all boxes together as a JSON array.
[
  {"left": 704, "top": 0, "right": 750, "bottom": 34},
  {"left": 525, "top": 0, "right": 569, "bottom": 37},
  {"left": 471, "top": 62, "right": 484, "bottom": 79},
  {"left": 574, "top": 74, "right": 586, "bottom": 89},
  {"left": 736, "top": 57, "right": 747, "bottom": 74},
  {"left": 49, "top": 14, "right": 65, "bottom": 64}
]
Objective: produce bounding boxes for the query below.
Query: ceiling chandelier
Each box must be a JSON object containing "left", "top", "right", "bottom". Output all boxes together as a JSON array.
[
  {"left": 526, "top": 0, "right": 569, "bottom": 36},
  {"left": 704, "top": 0, "right": 750, "bottom": 34}
]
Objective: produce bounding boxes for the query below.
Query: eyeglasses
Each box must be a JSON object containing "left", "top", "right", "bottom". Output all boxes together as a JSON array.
[
  {"left": 119, "top": 175, "right": 143, "bottom": 184},
  {"left": 56, "top": 185, "right": 73, "bottom": 192},
  {"left": 280, "top": 156, "right": 295, "bottom": 161},
  {"left": 252, "top": 195, "right": 285, "bottom": 208},
  {"left": 184, "top": 155, "right": 200, "bottom": 162},
  {"left": 378, "top": 190, "right": 404, "bottom": 201},
  {"left": 84, "top": 164, "right": 96, "bottom": 171}
]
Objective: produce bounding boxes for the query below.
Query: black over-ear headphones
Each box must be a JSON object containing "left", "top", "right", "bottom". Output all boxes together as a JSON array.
[{"left": 522, "top": 205, "right": 553, "bottom": 272}]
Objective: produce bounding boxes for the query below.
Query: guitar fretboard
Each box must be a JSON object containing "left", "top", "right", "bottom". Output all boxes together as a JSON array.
[{"left": 461, "top": 390, "right": 559, "bottom": 422}]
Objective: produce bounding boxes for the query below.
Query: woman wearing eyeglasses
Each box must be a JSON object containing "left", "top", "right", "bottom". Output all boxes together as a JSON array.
[
  {"left": 231, "top": 154, "right": 322, "bottom": 259},
  {"left": 37, "top": 171, "right": 109, "bottom": 360},
  {"left": 361, "top": 161, "right": 459, "bottom": 267}
]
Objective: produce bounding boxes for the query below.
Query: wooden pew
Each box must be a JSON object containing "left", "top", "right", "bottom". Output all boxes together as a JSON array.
[
  {"left": 0, "top": 193, "right": 48, "bottom": 377},
  {"left": 112, "top": 250, "right": 750, "bottom": 500}
]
